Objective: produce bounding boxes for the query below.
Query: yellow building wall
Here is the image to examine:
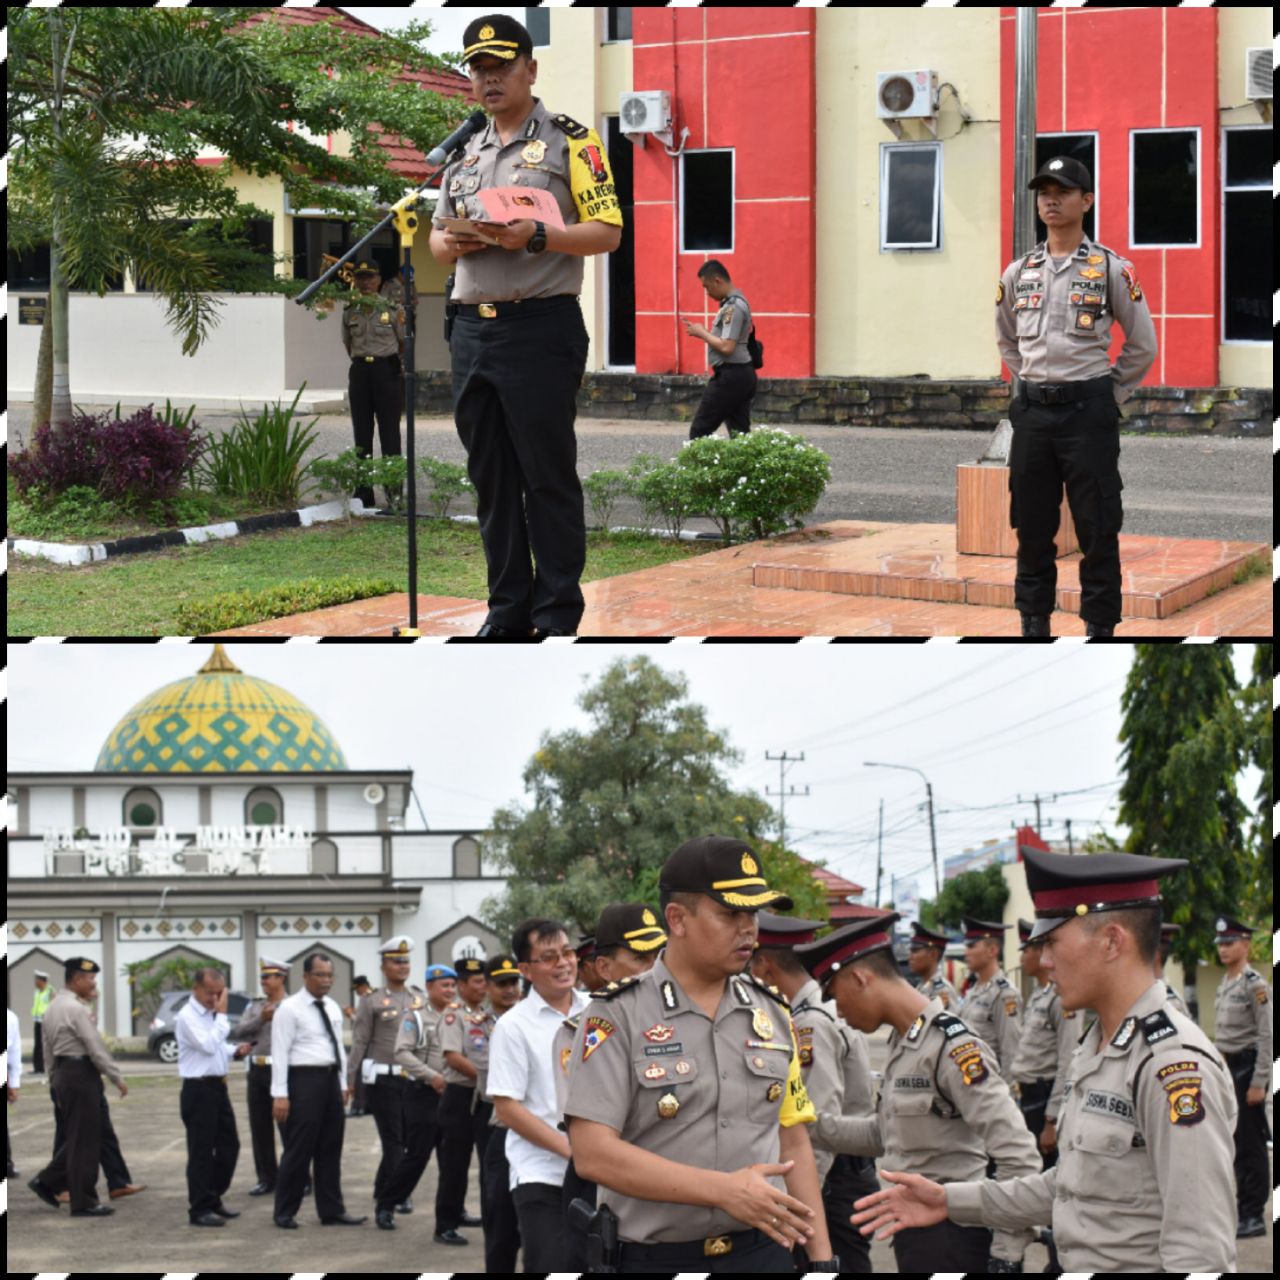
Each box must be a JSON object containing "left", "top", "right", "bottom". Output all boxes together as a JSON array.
[{"left": 815, "top": 9, "right": 1001, "bottom": 379}]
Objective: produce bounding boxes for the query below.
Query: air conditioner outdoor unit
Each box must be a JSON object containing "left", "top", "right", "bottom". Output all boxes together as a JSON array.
[
  {"left": 1244, "top": 47, "right": 1271, "bottom": 101},
  {"left": 877, "top": 69, "right": 940, "bottom": 139},
  {"left": 620, "top": 90, "right": 672, "bottom": 146}
]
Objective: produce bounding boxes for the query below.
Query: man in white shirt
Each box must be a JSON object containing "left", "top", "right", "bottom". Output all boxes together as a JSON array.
[
  {"left": 7, "top": 1007, "right": 22, "bottom": 1179},
  {"left": 174, "top": 968, "right": 241, "bottom": 1227},
  {"left": 488, "top": 917, "right": 590, "bottom": 1272},
  {"left": 270, "top": 953, "right": 365, "bottom": 1229}
]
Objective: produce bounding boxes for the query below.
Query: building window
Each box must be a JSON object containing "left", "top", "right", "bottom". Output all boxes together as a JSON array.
[
  {"left": 1034, "top": 135, "right": 1097, "bottom": 242},
  {"left": 453, "top": 836, "right": 482, "bottom": 879},
  {"left": 133, "top": 219, "right": 274, "bottom": 292},
  {"left": 1131, "top": 128, "right": 1199, "bottom": 247},
  {"left": 245, "top": 787, "right": 283, "bottom": 826},
  {"left": 525, "top": 7, "right": 550, "bottom": 48},
  {"left": 1222, "top": 127, "right": 1269, "bottom": 344},
  {"left": 880, "top": 143, "right": 942, "bottom": 251},
  {"left": 311, "top": 838, "right": 338, "bottom": 876},
  {"left": 681, "top": 151, "right": 734, "bottom": 253},
  {"left": 124, "top": 788, "right": 163, "bottom": 830},
  {"left": 605, "top": 9, "right": 632, "bottom": 42}
]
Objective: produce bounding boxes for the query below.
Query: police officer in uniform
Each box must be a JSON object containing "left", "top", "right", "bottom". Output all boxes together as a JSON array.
[
  {"left": 575, "top": 936, "right": 602, "bottom": 994},
  {"left": 958, "top": 917, "right": 1022, "bottom": 1087},
  {"left": 793, "top": 913, "right": 1039, "bottom": 1273},
  {"left": 750, "top": 911, "right": 879, "bottom": 1274},
  {"left": 1155, "top": 923, "right": 1191, "bottom": 1018},
  {"left": 29, "top": 958, "right": 128, "bottom": 1217},
  {"left": 347, "top": 936, "right": 426, "bottom": 1216},
  {"left": 1212, "top": 915, "right": 1270, "bottom": 1239},
  {"left": 684, "top": 261, "right": 757, "bottom": 439},
  {"left": 31, "top": 970, "right": 54, "bottom": 1075},
  {"left": 479, "top": 954, "right": 524, "bottom": 1271},
  {"left": 997, "top": 156, "right": 1158, "bottom": 637},
  {"left": 564, "top": 835, "right": 836, "bottom": 1272},
  {"left": 907, "top": 922, "right": 961, "bottom": 1009},
  {"left": 852, "top": 850, "right": 1239, "bottom": 1272},
  {"left": 342, "top": 261, "right": 405, "bottom": 509},
  {"left": 231, "top": 956, "right": 290, "bottom": 1197},
  {"left": 429, "top": 15, "right": 623, "bottom": 638}
]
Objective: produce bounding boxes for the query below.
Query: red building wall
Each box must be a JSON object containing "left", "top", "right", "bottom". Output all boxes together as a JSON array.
[
  {"left": 631, "top": 9, "right": 816, "bottom": 376},
  {"left": 1000, "top": 8, "right": 1220, "bottom": 387}
]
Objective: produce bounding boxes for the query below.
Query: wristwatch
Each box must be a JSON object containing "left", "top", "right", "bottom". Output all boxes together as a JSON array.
[{"left": 525, "top": 220, "right": 548, "bottom": 255}]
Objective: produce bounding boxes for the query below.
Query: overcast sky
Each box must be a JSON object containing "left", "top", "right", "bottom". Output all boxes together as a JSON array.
[
  {"left": 8, "top": 645, "right": 1261, "bottom": 906},
  {"left": 348, "top": 6, "right": 528, "bottom": 65}
]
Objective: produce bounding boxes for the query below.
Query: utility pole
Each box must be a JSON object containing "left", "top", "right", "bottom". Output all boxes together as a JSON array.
[
  {"left": 1017, "top": 791, "right": 1059, "bottom": 837},
  {"left": 875, "top": 798, "right": 884, "bottom": 909},
  {"left": 765, "top": 750, "right": 810, "bottom": 852},
  {"left": 1065, "top": 818, "right": 1074, "bottom": 855},
  {"left": 865, "top": 762, "right": 940, "bottom": 900}
]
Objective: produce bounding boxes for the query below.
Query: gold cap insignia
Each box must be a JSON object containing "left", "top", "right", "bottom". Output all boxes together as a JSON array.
[
  {"left": 741, "top": 853, "right": 758, "bottom": 876},
  {"left": 479, "top": 24, "right": 495, "bottom": 40},
  {"left": 642, "top": 908, "right": 656, "bottom": 926}
]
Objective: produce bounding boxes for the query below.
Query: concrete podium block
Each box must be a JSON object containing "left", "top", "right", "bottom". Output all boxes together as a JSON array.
[{"left": 956, "top": 464, "right": 1078, "bottom": 559}]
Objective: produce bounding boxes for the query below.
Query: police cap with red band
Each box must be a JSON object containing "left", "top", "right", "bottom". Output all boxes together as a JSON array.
[
  {"left": 1023, "top": 848, "right": 1187, "bottom": 941},
  {"left": 793, "top": 912, "right": 899, "bottom": 989},
  {"left": 755, "top": 910, "right": 824, "bottom": 948},
  {"left": 908, "top": 921, "right": 951, "bottom": 951},
  {"left": 1213, "top": 916, "right": 1254, "bottom": 943},
  {"left": 962, "top": 917, "right": 1009, "bottom": 942}
]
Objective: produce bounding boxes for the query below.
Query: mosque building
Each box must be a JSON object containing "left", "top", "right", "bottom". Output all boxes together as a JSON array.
[{"left": 8, "top": 645, "right": 506, "bottom": 1037}]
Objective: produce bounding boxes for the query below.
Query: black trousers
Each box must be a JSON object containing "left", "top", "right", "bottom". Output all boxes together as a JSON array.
[
  {"left": 814, "top": 1153, "right": 878, "bottom": 1273},
  {"left": 1018, "top": 1076, "right": 1059, "bottom": 1172},
  {"left": 435, "top": 1082, "right": 483, "bottom": 1230},
  {"left": 348, "top": 354, "right": 403, "bottom": 505},
  {"left": 1226, "top": 1049, "right": 1268, "bottom": 1218},
  {"left": 180, "top": 1076, "right": 240, "bottom": 1218},
  {"left": 1008, "top": 377, "right": 1123, "bottom": 626},
  {"left": 246, "top": 1063, "right": 283, "bottom": 1186},
  {"left": 33, "top": 1021, "right": 45, "bottom": 1074},
  {"left": 450, "top": 296, "right": 590, "bottom": 633},
  {"left": 620, "top": 1227, "right": 793, "bottom": 1273},
  {"left": 37, "top": 1060, "right": 103, "bottom": 1211},
  {"left": 560, "top": 1155, "right": 596, "bottom": 1273},
  {"left": 365, "top": 1073, "right": 407, "bottom": 1205},
  {"left": 893, "top": 1217, "right": 992, "bottom": 1271},
  {"left": 689, "top": 362, "right": 757, "bottom": 439},
  {"left": 379, "top": 1080, "right": 440, "bottom": 1213},
  {"left": 482, "top": 1124, "right": 521, "bottom": 1273},
  {"left": 51, "top": 1082, "right": 133, "bottom": 1189},
  {"left": 274, "top": 1065, "right": 346, "bottom": 1221},
  {"left": 512, "top": 1180, "right": 572, "bottom": 1272}
]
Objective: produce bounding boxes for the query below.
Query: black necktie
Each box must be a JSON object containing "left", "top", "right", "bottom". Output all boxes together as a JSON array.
[{"left": 314, "top": 999, "right": 341, "bottom": 1066}]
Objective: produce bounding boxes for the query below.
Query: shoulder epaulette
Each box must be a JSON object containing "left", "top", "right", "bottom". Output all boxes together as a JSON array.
[
  {"left": 793, "top": 1001, "right": 836, "bottom": 1024},
  {"left": 551, "top": 113, "right": 589, "bottom": 140},
  {"left": 563, "top": 1014, "right": 581, "bottom": 1032},
  {"left": 743, "top": 971, "right": 790, "bottom": 1009},
  {"left": 1243, "top": 969, "right": 1260, "bottom": 982},
  {"left": 1138, "top": 1009, "right": 1177, "bottom": 1046},
  {"left": 995, "top": 975, "right": 1011, "bottom": 989},
  {"left": 933, "top": 1011, "right": 972, "bottom": 1040},
  {"left": 591, "top": 974, "right": 643, "bottom": 1001}
]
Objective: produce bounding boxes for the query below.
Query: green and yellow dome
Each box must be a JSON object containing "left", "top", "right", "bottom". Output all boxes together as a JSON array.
[{"left": 95, "top": 645, "right": 348, "bottom": 773}]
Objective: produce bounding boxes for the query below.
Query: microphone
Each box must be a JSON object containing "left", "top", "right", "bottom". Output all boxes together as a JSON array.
[{"left": 427, "top": 110, "right": 488, "bottom": 168}]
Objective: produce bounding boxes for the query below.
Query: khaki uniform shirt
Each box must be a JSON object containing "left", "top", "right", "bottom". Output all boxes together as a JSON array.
[
  {"left": 1213, "top": 965, "right": 1271, "bottom": 1089},
  {"left": 40, "top": 990, "right": 124, "bottom": 1090},
  {"left": 439, "top": 1001, "right": 496, "bottom": 1092},
  {"left": 379, "top": 277, "right": 418, "bottom": 310},
  {"left": 818, "top": 997, "right": 1039, "bottom": 1261},
  {"left": 921, "top": 971, "right": 961, "bottom": 1011},
  {"left": 342, "top": 292, "right": 404, "bottom": 360},
  {"left": 996, "top": 234, "right": 1157, "bottom": 403},
  {"left": 552, "top": 1012, "right": 582, "bottom": 1125},
  {"left": 1011, "top": 980, "right": 1077, "bottom": 1120},
  {"left": 348, "top": 984, "right": 427, "bottom": 1088},
  {"left": 1161, "top": 979, "right": 1190, "bottom": 1020},
  {"left": 708, "top": 290, "right": 752, "bottom": 367},
  {"left": 789, "top": 977, "right": 873, "bottom": 1181},
  {"left": 433, "top": 98, "right": 623, "bottom": 304},
  {"left": 959, "top": 970, "right": 1022, "bottom": 1085},
  {"left": 232, "top": 996, "right": 282, "bottom": 1060},
  {"left": 947, "top": 981, "right": 1238, "bottom": 1271},
  {"left": 393, "top": 1000, "right": 447, "bottom": 1088},
  {"left": 563, "top": 952, "right": 814, "bottom": 1244}
]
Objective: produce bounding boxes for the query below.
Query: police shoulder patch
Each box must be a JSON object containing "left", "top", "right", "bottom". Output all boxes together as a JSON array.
[
  {"left": 1138, "top": 1009, "right": 1178, "bottom": 1046},
  {"left": 995, "top": 975, "right": 1011, "bottom": 989},
  {"left": 933, "top": 1012, "right": 971, "bottom": 1040},
  {"left": 593, "top": 974, "right": 643, "bottom": 1001},
  {"left": 551, "top": 113, "right": 590, "bottom": 140}
]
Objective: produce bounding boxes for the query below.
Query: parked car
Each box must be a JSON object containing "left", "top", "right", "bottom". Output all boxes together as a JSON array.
[{"left": 147, "top": 989, "right": 253, "bottom": 1063}]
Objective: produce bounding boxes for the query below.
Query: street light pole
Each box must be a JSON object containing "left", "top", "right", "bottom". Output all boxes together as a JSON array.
[{"left": 864, "top": 761, "right": 941, "bottom": 901}]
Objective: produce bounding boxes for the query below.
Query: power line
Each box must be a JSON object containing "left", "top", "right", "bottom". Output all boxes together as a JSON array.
[{"left": 764, "top": 750, "right": 810, "bottom": 850}]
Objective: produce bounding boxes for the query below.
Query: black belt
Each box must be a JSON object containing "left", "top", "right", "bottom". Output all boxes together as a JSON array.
[
  {"left": 455, "top": 294, "right": 578, "bottom": 320},
  {"left": 1020, "top": 374, "right": 1114, "bottom": 405},
  {"left": 621, "top": 1227, "right": 773, "bottom": 1264},
  {"left": 350, "top": 353, "right": 399, "bottom": 364},
  {"left": 184, "top": 1075, "right": 227, "bottom": 1084},
  {"left": 289, "top": 1063, "right": 339, "bottom": 1071},
  {"left": 53, "top": 1054, "right": 91, "bottom": 1064}
]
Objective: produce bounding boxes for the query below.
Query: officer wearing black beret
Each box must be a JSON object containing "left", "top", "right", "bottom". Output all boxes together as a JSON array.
[{"left": 429, "top": 14, "right": 623, "bottom": 638}]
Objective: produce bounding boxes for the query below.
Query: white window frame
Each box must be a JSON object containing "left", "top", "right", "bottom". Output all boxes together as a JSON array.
[
  {"left": 679, "top": 148, "right": 734, "bottom": 255},
  {"left": 879, "top": 141, "right": 942, "bottom": 252},
  {"left": 1130, "top": 126, "right": 1201, "bottom": 250},
  {"left": 1219, "top": 124, "right": 1270, "bottom": 348}
]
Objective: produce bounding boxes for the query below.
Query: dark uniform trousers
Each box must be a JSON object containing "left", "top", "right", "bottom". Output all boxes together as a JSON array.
[
  {"left": 36, "top": 1059, "right": 104, "bottom": 1211},
  {"left": 560, "top": 1155, "right": 595, "bottom": 1273},
  {"left": 33, "top": 1021, "right": 45, "bottom": 1074},
  {"left": 434, "top": 1082, "right": 491, "bottom": 1230},
  {"left": 274, "top": 1065, "right": 346, "bottom": 1221},
  {"left": 349, "top": 354, "right": 403, "bottom": 506},
  {"left": 246, "top": 1062, "right": 284, "bottom": 1187},
  {"left": 1018, "top": 1077, "right": 1059, "bottom": 1171},
  {"left": 892, "top": 1218, "right": 992, "bottom": 1272},
  {"left": 482, "top": 1124, "right": 521, "bottom": 1273},
  {"left": 512, "top": 1180, "right": 575, "bottom": 1272},
  {"left": 689, "top": 363, "right": 757, "bottom": 439},
  {"left": 450, "top": 296, "right": 590, "bottom": 633},
  {"left": 366, "top": 1074, "right": 407, "bottom": 1206},
  {"left": 1008, "top": 375, "right": 1123, "bottom": 626},
  {"left": 51, "top": 1080, "right": 134, "bottom": 1190},
  {"left": 1225, "top": 1048, "right": 1268, "bottom": 1219},
  {"left": 809, "top": 1152, "right": 878, "bottom": 1273},
  {"left": 620, "top": 1228, "right": 793, "bottom": 1273},
  {"left": 378, "top": 1079, "right": 440, "bottom": 1213},
  {"left": 179, "top": 1076, "right": 239, "bottom": 1218}
]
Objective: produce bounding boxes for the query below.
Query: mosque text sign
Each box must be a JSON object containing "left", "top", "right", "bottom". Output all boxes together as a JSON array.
[{"left": 42, "top": 825, "right": 313, "bottom": 876}]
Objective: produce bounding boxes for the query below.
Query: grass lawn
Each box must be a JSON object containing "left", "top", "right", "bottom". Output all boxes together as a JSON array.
[{"left": 9, "top": 518, "right": 716, "bottom": 636}]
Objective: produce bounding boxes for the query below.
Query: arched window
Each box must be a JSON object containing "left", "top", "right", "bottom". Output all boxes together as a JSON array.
[
  {"left": 245, "top": 787, "right": 283, "bottom": 827},
  {"left": 123, "top": 787, "right": 163, "bottom": 830},
  {"left": 452, "top": 835, "right": 481, "bottom": 878},
  {"left": 311, "top": 838, "right": 338, "bottom": 876}
]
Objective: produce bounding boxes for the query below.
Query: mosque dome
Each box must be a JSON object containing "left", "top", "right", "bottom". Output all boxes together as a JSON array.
[{"left": 94, "top": 645, "right": 348, "bottom": 773}]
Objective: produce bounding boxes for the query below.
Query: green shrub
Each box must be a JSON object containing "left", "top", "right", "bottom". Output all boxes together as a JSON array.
[
  {"left": 631, "top": 460, "right": 694, "bottom": 539},
  {"left": 198, "top": 388, "right": 319, "bottom": 505},
  {"left": 309, "top": 449, "right": 408, "bottom": 514},
  {"left": 417, "top": 456, "right": 474, "bottom": 518},
  {"left": 8, "top": 483, "right": 120, "bottom": 541},
  {"left": 175, "top": 575, "right": 399, "bottom": 633},
  {"left": 582, "top": 468, "right": 631, "bottom": 530}
]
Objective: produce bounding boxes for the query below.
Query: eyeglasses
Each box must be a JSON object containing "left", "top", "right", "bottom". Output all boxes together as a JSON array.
[{"left": 532, "top": 947, "right": 578, "bottom": 967}]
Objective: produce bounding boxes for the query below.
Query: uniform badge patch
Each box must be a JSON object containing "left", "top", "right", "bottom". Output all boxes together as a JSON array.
[
  {"left": 522, "top": 139, "right": 546, "bottom": 165},
  {"left": 1165, "top": 1078, "right": 1204, "bottom": 1125},
  {"left": 1076, "top": 311, "right": 1095, "bottom": 329},
  {"left": 444, "top": 1013, "right": 456, "bottom": 1025},
  {"left": 674, "top": 1059, "right": 692, "bottom": 1075},
  {"left": 402, "top": 1017, "right": 416, "bottom": 1033},
  {"left": 462, "top": 154, "right": 479, "bottom": 169},
  {"left": 906, "top": 1014, "right": 926, "bottom": 1043},
  {"left": 1120, "top": 265, "right": 1142, "bottom": 300},
  {"left": 660, "top": 981, "right": 679, "bottom": 1012},
  {"left": 996, "top": 280, "right": 1004, "bottom": 304},
  {"left": 766, "top": 1081, "right": 783, "bottom": 1102},
  {"left": 560, "top": 1046, "right": 572, "bottom": 1073},
  {"left": 1087, "top": 254, "right": 1105, "bottom": 265},
  {"left": 577, "top": 144, "right": 609, "bottom": 184},
  {"left": 949, "top": 1041, "right": 988, "bottom": 1086},
  {"left": 657, "top": 1092, "right": 680, "bottom": 1118},
  {"left": 581, "top": 1016, "right": 615, "bottom": 1062},
  {"left": 644, "top": 1023, "right": 676, "bottom": 1043},
  {"left": 1080, "top": 267, "right": 1104, "bottom": 280},
  {"left": 1004, "top": 998, "right": 1019, "bottom": 1016},
  {"left": 1110, "top": 1016, "right": 1138, "bottom": 1049},
  {"left": 644, "top": 1063, "right": 667, "bottom": 1080},
  {"left": 1254, "top": 988, "right": 1268, "bottom": 1006},
  {"left": 752, "top": 1008, "right": 774, "bottom": 1040}
]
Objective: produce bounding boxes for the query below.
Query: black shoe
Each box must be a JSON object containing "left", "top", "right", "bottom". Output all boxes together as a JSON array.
[
  {"left": 395, "top": 1200, "right": 413, "bottom": 1214},
  {"left": 321, "top": 1212, "right": 367, "bottom": 1226},
  {"left": 376, "top": 1208, "right": 397, "bottom": 1230},
  {"left": 345, "top": 1108, "right": 365, "bottom": 1118},
  {"left": 1085, "top": 621, "right": 1115, "bottom": 637},
  {"left": 28, "top": 1177, "right": 61, "bottom": 1208},
  {"left": 534, "top": 628, "right": 576, "bottom": 638},
  {"left": 8, "top": 1164, "right": 19, "bottom": 1178},
  {"left": 70, "top": 1204, "right": 115, "bottom": 1217},
  {"left": 475, "top": 623, "right": 534, "bottom": 638},
  {"left": 460, "top": 1211, "right": 483, "bottom": 1227},
  {"left": 248, "top": 1181, "right": 275, "bottom": 1197},
  {"left": 211, "top": 1203, "right": 240, "bottom": 1218},
  {"left": 190, "top": 1212, "right": 226, "bottom": 1227},
  {"left": 1236, "top": 1216, "right": 1265, "bottom": 1238},
  {"left": 434, "top": 1229, "right": 469, "bottom": 1245},
  {"left": 274, "top": 1215, "right": 298, "bottom": 1229},
  {"left": 1020, "top": 614, "right": 1051, "bottom": 637}
]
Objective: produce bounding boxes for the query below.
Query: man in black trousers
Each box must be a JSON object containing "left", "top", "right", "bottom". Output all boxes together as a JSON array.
[{"left": 230, "top": 955, "right": 290, "bottom": 1197}]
